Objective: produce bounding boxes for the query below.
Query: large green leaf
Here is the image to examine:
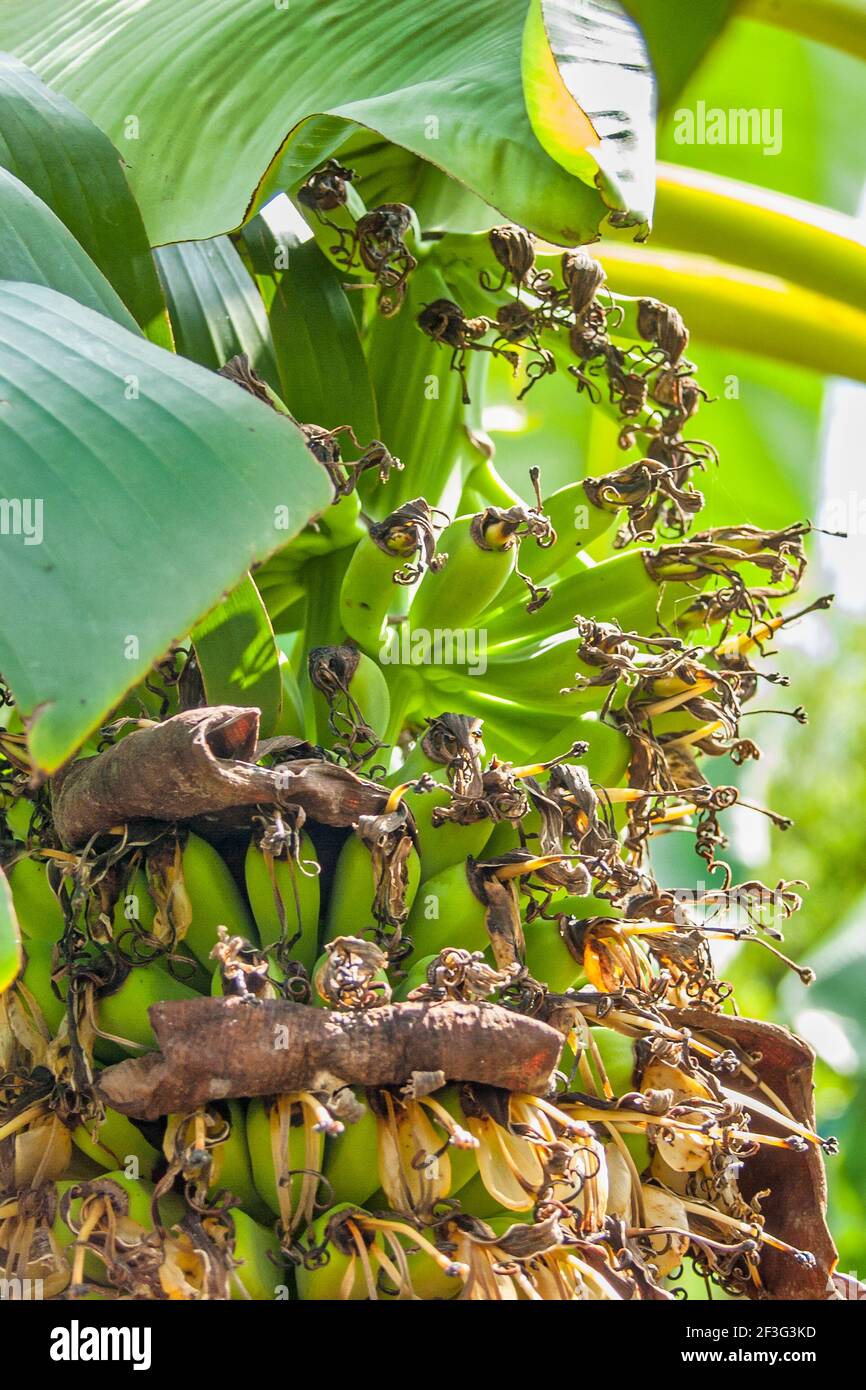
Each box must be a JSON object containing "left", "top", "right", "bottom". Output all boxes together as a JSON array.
[
  {"left": 0, "top": 868, "right": 21, "bottom": 994},
  {"left": 0, "top": 282, "right": 330, "bottom": 773},
  {"left": 268, "top": 238, "right": 378, "bottom": 438},
  {"left": 191, "top": 574, "right": 282, "bottom": 738},
  {"left": 156, "top": 236, "right": 279, "bottom": 389},
  {"left": 523, "top": 0, "right": 655, "bottom": 230},
  {"left": 0, "top": 166, "right": 139, "bottom": 330},
  {"left": 621, "top": 0, "right": 733, "bottom": 111},
  {"left": 0, "top": 53, "right": 171, "bottom": 346},
  {"left": 1, "top": 0, "right": 619, "bottom": 249}
]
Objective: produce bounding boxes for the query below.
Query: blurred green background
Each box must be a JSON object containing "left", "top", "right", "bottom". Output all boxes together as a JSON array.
[{"left": 487, "top": 7, "right": 866, "bottom": 1283}]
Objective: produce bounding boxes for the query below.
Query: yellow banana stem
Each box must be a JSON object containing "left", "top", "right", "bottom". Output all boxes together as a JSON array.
[
  {"left": 384, "top": 783, "right": 413, "bottom": 813},
  {"left": 0, "top": 1102, "right": 47, "bottom": 1142},
  {"left": 596, "top": 242, "right": 866, "bottom": 384},
  {"left": 737, "top": 0, "right": 866, "bottom": 62},
  {"left": 717, "top": 615, "right": 784, "bottom": 658},
  {"left": 654, "top": 161, "right": 866, "bottom": 316},
  {"left": 639, "top": 679, "right": 716, "bottom": 718},
  {"left": 493, "top": 854, "right": 569, "bottom": 881},
  {"left": 651, "top": 803, "right": 697, "bottom": 825},
  {"left": 666, "top": 720, "right": 726, "bottom": 749}
]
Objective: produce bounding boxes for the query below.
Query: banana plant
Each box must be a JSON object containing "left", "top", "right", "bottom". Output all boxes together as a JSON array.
[{"left": 0, "top": 0, "right": 860, "bottom": 1307}]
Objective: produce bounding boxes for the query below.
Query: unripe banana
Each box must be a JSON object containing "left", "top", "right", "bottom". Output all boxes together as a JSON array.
[
  {"left": 404, "top": 861, "right": 488, "bottom": 963},
  {"left": 271, "top": 653, "right": 306, "bottom": 737},
  {"left": 639, "top": 1185, "right": 690, "bottom": 1278},
  {"left": 588, "top": 1025, "right": 637, "bottom": 1098},
  {"left": 167, "top": 832, "right": 257, "bottom": 967},
  {"left": 164, "top": 1102, "right": 271, "bottom": 1224},
  {"left": 481, "top": 547, "right": 687, "bottom": 649},
  {"left": 72, "top": 1105, "right": 161, "bottom": 1180},
  {"left": 390, "top": 953, "right": 438, "bottom": 1001},
  {"left": 246, "top": 1094, "right": 332, "bottom": 1233},
  {"left": 324, "top": 830, "right": 420, "bottom": 945},
  {"left": 431, "top": 632, "right": 600, "bottom": 716},
  {"left": 517, "top": 481, "right": 618, "bottom": 584},
  {"left": 308, "top": 643, "right": 390, "bottom": 768},
  {"left": 245, "top": 831, "right": 320, "bottom": 971},
  {"left": 227, "top": 1208, "right": 285, "bottom": 1300},
  {"left": 294, "top": 1204, "right": 371, "bottom": 1301},
  {"left": 7, "top": 855, "right": 65, "bottom": 943},
  {"left": 339, "top": 500, "right": 445, "bottom": 654},
  {"left": 409, "top": 511, "right": 515, "bottom": 631},
  {"left": 53, "top": 1172, "right": 185, "bottom": 1290},
  {"left": 394, "top": 719, "right": 493, "bottom": 879},
  {"left": 523, "top": 910, "right": 588, "bottom": 993},
  {"left": 18, "top": 937, "right": 66, "bottom": 1033},
  {"left": 322, "top": 1100, "right": 380, "bottom": 1207},
  {"left": 93, "top": 960, "right": 200, "bottom": 1064}
]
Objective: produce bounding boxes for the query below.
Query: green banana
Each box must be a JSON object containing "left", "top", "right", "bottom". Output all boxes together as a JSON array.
[
  {"left": 54, "top": 1171, "right": 185, "bottom": 1246},
  {"left": 171, "top": 832, "right": 257, "bottom": 967},
  {"left": 271, "top": 653, "right": 306, "bottom": 737},
  {"left": 72, "top": 1105, "right": 161, "bottom": 1181},
  {"left": 339, "top": 500, "right": 445, "bottom": 654},
  {"left": 294, "top": 1204, "right": 373, "bottom": 1300},
  {"left": 323, "top": 828, "right": 421, "bottom": 945},
  {"left": 308, "top": 643, "right": 390, "bottom": 768},
  {"left": 409, "top": 511, "right": 516, "bottom": 631},
  {"left": 322, "top": 1099, "right": 381, "bottom": 1208},
  {"left": 431, "top": 631, "right": 601, "bottom": 716},
  {"left": 246, "top": 1093, "right": 331, "bottom": 1235},
  {"left": 17, "top": 937, "right": 66, "bottom": 1033},
  {"left": 295, "top": 1202, "right": 465, "bottom": 1300},
  {"left": 404, "top": 861, "right": 488, "bottom": 963},
  {"left": 164, "top": 1102, "right": 271, "bottom": 1225},
  {"left": 244, "top": 830, "right": 320, "bottom": 972},
  {"left": 93, "top": 961, "right": 201, "bottom": 1064},
  {"left": 226, "top": 1208, "right": 285, "bottom": 1300},
  {"left": 208, "top": 1102, "right": 270, "bottom": 1222},
  {"left": 522, "top": 911, "right": 589, "bottom": 994},
  {"left": 390, "top": 953, "right": 438, "bottom": 1001},
  {"left": 388, "top": 715, "right": 494, "bottom": 879},
  {"left": 517, "top": 481, "right": 619, "bottom": 584},
  {"left": 6, "top": 855, "right": 66, "bottom": 943},
  {"left": 479, "top": 547, "right": 688, "bottom": 650}
]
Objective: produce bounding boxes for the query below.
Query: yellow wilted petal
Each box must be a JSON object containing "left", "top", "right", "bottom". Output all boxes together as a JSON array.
[
  {"left": 640, "top": 1185, "right": 690, "bottom": 1278},
  {"left": 15, "top": 1114, "right": 71, "bottom": 1186},
  {"left": 396, "top": 1101, "right": 451, "bottom": 1207},
  {"left": 467, "top": 1116, "right": 542, "bottom": 1211}
]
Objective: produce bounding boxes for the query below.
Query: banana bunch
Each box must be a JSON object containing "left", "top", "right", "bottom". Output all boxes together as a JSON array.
[{"left": 0, "top": 205, "right": 835, "bottom": 1302}]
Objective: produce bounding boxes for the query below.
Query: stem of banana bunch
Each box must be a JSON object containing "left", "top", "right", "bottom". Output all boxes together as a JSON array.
[
  {"left": 737, "top": 0, "right": 866, "bottom": 61},
  {"left": 595, "top": 244, "right": 866, "bottom": 384},
  {"left": 382, "top": 662, "right": 423, "bottom": 760},
  {"left": 461, "top": 456, "right": 525, "bottom": 511},
  {"left": 299, "top": 548, "right": 351, "bottom": 740},
  {"left": 652, "top": 163, "right": 866, "bottom": 319},
  {"left": 434, "top": 229, "right": 866, "bottom": 385}
]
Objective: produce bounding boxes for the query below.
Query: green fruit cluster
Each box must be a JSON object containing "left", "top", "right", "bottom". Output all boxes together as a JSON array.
[{"left": 0, "top": 216, "right": 832, "bottom": 1303}]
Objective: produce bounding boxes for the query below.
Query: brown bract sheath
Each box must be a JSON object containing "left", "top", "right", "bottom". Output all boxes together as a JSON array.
[
  {"left": 50, "top": 706, "right": 389, "bottom": 847},
  {"left": 665, "top": 1006, "right": 837, "bottom": 1301},
  {"left": 96, "top": 997, "right": 563, "bottom": 1119}
]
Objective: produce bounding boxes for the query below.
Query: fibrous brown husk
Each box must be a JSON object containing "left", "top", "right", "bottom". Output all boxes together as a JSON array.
[
  {"left": 666, "top": 1006, "right": 838, "bottom": 1300},
  {"left": 96, "top": 997, "right": 564, "bottom": 1119},
  {"left": 50, "top": 706, "right": 389, "bottom": 847}
]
